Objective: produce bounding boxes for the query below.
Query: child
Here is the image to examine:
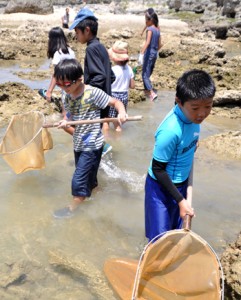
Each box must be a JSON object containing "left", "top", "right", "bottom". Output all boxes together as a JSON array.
[
  {"left": 139, "top": 8, "right": 162, "bottom": 101},
  {"left": 145, "top": 69, "right": 216, "bottom": 241},
  {"left": 61, "top": 7, "right": 70, "bottom": 29},
  {"left": 52, "top": 59, "right": 127, "bottom": 219},
  {"left": 43, "top": 27, "right": 75, "bottom": 103},
  {"left": 108, "top": 40, "right": 135, "bottom": 132},
  {"left": 69, "top": 8, "right": 115, "bottom": 131}
]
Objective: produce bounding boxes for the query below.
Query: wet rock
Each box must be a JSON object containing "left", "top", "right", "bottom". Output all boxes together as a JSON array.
[
  {"left": 221, "top": 231, "right": 241, "bottom": 299},
  {"left": 159, "top": 48, "right": 174, "bottom": 58},
  {"left": 168, "top": 0, "right": 212, "bottom": 13},
  {"left": 214, "top": 90, "right": 241, "bottom": 106},
  {"left": 4, "top": 0, "right": 53, "bottom": 14},
  {"left": 0, "top": 261, "right": 27, "bottom": 288},
  {"left": 0, "top": 48, "right": 16, "bottom": 60},
  {"left": 222, "top": 0, "right": 239, "bottom": 18},
  {"left": 201, "top": 131, "right": 241, "bottom": 160},
  {"left": 215, "top": 24, "right": 228, "bottom": 39},
  {"left": 49, "top": 249, "right": 115, "bottom": 300},
  {"left": 102, "top": 28, "right": 134, "bottom": 39},
  {"left": 129, "top": 89, "right": 146, "bottom": 104},
  {"left": 0, "top": 82, "right": 59, "bottom": 126}
]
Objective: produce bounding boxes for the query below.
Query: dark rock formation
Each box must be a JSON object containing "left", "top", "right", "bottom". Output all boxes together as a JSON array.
[{"left": 4, "top": 0, "right": 53, "bottom": 14}]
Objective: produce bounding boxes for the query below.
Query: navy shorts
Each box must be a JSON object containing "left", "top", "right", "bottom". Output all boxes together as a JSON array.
[
  {"left": 145, "top": 174, "right": 188, "bottom": 241},
  {"left": 72, "top": 147, "right": 103, "bottom": 198}
]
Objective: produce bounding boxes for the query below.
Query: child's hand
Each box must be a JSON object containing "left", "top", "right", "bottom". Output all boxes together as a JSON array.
[
  {"left": 117, "top": 113, "right": 128, "bottom": 125},
  {"left": 46, "top": 90, "right": 52, "bottom": 102},
  {"left": 178, "top": 199, "right": 195, "bottom": 219},
  {"left": 138, "top": 53, "right": 144, "bottom": 66},
  {"left": 57, "top": 119, "right": 69, "bottom": 129}
]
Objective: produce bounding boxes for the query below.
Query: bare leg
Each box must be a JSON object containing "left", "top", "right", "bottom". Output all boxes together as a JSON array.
[
  {"left": 113, "top": 121, "right": 122, "bottom": 132},
  {"left": 69, "top": 196, "right": 86, "bottom": 211},
  {"left": 102, "top": 122, "right": 109, "bottom": 131}
]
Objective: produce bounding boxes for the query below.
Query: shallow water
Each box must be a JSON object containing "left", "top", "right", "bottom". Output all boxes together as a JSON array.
[
  {"left": 0, "top": 90, "right": 241, "bottom": 298},
  {"left": 0, "top": 58, "right": 50, "bottom": 89},
  {"left": 1, "top": 40, "right": 241, "bottom": 297}
]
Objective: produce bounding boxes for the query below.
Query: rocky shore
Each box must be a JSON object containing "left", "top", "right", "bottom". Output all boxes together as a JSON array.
[{"left": 0, "top": 1, "right": 241, "bottom": 299}]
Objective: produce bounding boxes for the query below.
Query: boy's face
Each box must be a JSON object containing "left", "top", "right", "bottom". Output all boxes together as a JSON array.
[
  {"left": 75, "top": 27, "right": 89, "bottom": 44},
  {"left": 176, "top": 97, "right": 213, "bottom": 124}
]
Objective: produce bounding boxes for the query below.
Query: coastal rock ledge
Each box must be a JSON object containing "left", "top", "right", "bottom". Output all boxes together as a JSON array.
[{"left": 221, "top": 231, "right": 241, "bottom": 299}]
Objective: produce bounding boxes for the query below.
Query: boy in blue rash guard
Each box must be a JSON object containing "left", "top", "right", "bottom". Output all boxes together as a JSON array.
[{"left": 145, "top": 69, "right": 216, "bottom": 241}]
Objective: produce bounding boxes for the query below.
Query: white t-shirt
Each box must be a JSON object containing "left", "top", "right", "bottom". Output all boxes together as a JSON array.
[
  {"left": 52, "top": 47, "right": 75, "bottom": 66},
  {"left": 111, "top": 64, "right": 134, "bottom": 92}
]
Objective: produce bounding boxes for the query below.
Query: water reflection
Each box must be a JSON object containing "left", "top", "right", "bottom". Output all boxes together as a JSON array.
[{"left": 0, "top": 59, "right": 50, "bottom": 89}]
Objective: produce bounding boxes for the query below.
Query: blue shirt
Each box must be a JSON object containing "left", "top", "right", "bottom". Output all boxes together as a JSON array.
[{"left": 148, "top": 105, "right": 200, "bottom": 183}]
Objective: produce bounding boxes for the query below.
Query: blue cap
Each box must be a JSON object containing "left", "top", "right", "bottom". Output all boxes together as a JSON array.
[{"left": 69, "top": 8, "right": 98, "bottom": 30}]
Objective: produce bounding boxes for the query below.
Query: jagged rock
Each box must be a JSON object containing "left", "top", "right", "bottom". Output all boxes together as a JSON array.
[
  {"left": 214, "top": 90, "right": 241, "bottom": 106},
  {"left": 221, "top": 231, "right": 241, "bottom": 299},
  {"left": 4, "top": 0, "right": 53, "bottom": 14},
  {"left": 201, "top": 131, "right": 241, "bottom": 159}
]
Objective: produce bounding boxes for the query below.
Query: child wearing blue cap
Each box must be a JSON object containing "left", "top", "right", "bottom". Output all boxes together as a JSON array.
[
  {"left": 70, "top": 8, "right": 115, "bottom": 123},
  {"left": 69, "top": 7, "right": 115, "bottom": 155}
]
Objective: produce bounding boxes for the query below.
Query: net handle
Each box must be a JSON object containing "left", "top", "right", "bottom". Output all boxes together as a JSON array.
[
  {"left": 182, "top": 163, "right": 194, "bottom": 231},
  {"left": 42, "top": 115, "right": 143, "bottom": 128},
  {"left": 183, "top": 215, "right": 192, "bottom": 230}
]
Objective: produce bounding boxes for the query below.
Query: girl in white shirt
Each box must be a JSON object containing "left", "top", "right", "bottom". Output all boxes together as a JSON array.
[
  {"left": 108, "top": 40, "right": 135, "bottom": 132},
  {"left": 45, "top": 27, "right": 75, "bottom": 103}
]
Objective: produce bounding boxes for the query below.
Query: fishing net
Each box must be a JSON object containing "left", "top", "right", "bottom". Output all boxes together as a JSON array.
[
  {"left": 0, "top": 111, "right": 53, "bottom": 174},
  {"left": 104, "top": 228, "right": 224, "bottom": 300}
]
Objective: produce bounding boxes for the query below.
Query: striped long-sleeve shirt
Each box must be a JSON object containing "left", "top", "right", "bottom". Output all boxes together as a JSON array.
[{"left": 64, "top": 85, "right": 110, "bottom": 152}]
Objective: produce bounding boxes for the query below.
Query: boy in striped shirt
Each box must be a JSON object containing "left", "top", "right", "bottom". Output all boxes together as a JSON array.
[{"left": 52, "top": 59, "right": 127, "bottom": 219}]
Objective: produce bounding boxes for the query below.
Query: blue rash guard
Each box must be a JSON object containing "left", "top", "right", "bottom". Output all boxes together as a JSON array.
[
  {"left": 145, "top": 104, "right": 200, "bottom": 241},
  {"left": 148, "top": 105, "right": 200, "bottom": 183}
]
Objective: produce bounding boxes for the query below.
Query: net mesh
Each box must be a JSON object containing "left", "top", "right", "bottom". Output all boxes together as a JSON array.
[
  {"left": 0, "top": 111, "right": 53, "bottom": 174},
  {"left": 104, "top": 229, "right": 223, "bottom": 300}
]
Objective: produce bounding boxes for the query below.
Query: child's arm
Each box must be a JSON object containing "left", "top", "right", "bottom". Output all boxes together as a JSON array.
[
  {"left": 46, "top": 75, "right": 56, "bottom": 102},
  {"left": 129, "top": 78, "right": 135, "bottom": 89},
  {"left": 129, "top": 66, "right": 135, "bottom": 89},
  {"left": 140, "top": 25, "right": 147, "bottom": 36},
  {"left": 140, "top": 30, "right": 153, "bottom": 55},
  {"left": 152, "top": 158, "right": 194, "bottom": 219},
  {"left": 158, "top": 35, "right": 162, "bottom": 50},
  {"left": 57, "top": 96, "right": 74, "bottom": 135},
  {"left": 57, "top": 119, "right": 74, "bottom": 135},
  {"left": 85, "top": 48, "right": 107, "bottom": 89},
  {"left": 178, "top": 200, "right": 194, "bottom": 219}
]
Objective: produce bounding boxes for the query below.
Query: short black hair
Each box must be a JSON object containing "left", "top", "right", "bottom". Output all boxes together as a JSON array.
[
  {"left": 54, "top": 59, "right": 83, "bottom": 82},
  {"left": 176, "top": 69, "right": 216, "bottom": 105},
  {"left": 76, "top": 18, "right": 98, "bottom": 36}
]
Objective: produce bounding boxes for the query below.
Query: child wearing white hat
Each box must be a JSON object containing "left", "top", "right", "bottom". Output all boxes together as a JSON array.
[{"left": 108, "top": 40, "right": 135, "bottom": 132}]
